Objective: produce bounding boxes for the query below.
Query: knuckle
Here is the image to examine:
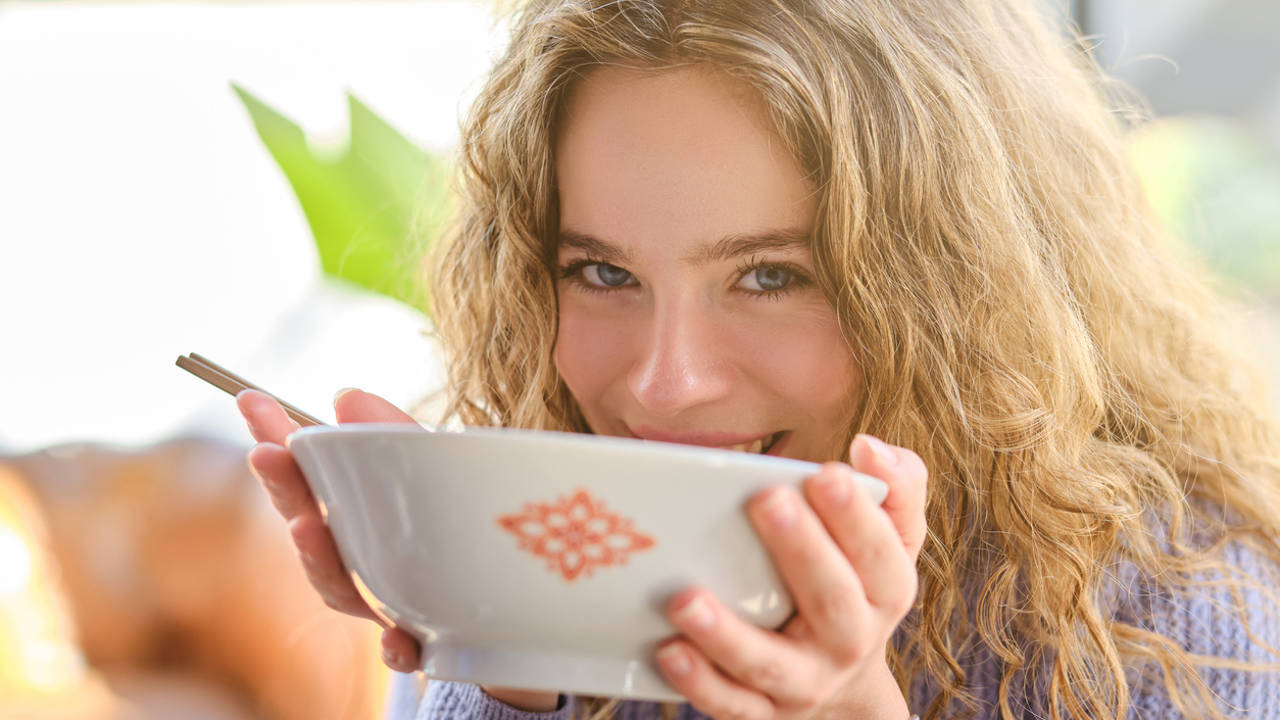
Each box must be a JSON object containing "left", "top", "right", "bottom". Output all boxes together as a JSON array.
[
  {"left": 338, "top": 588, "right": 364, "bottom": 612},
  {"left": 827, "top": 620, "right": 875, "bottom": 665},
  {"left": 287, "top": 515, "right": 310, "bottom": 542},
  {"left": 789, "top": 693, "right": 821, "bottom": 712},
  {"left": 267, "top": 495, "right": 291, "bottom": 520},
  {"left": 849, "top": 539, "right": 889, "bottom": 569},
  {"left": 828, "top": 635, "right": 866, "bottom": 666},
  {"left": 809, "top": 586, "right": 859, "bottom": 627},
  {"left": 333, "top": 590, "right": 367, "bottom": 616},
  {"left": 743, "top": 658, "right": 786, "bottom": 691}
]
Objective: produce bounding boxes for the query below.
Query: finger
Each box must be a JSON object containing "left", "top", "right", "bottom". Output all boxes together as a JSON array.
[
  {"left": 848, "top": 434, "right": 928, "bottom": 561},
  {"left": 289, "top": 513, "right": 379, "bottom": 622},
  {"left": 655, "top": 640, "right": 775, "bottom": 720},
  {"left": 748, "top": 485, "right": 872, "bottom": 665},
  {"left": 803, "top": 462, "right": 916, "bottom": 615},
  {"left": 333, "top": 388, "right": 419, "bottom": 425},
  {"left": 237, "top": 389, "right": 301, "bottom": 445},
  {"left": 247, "top": 442, "right": 317, "bottom": 521},
  {"left": 665, "top": 588, "right": 824, "bottom": 707},
  {"left": 381, "top": 627, "right": 422, "bottom": 673}
]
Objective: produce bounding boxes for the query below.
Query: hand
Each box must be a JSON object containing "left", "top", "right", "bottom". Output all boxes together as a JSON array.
[
  {"left": 654, "top": 434, "right": 928, "bottom": 720},
  {"left": 239, "top": 388, "right": 561, "bottom": 712},
  {"left": 236, "top": 387, "right": 424, "bottom": 673}
]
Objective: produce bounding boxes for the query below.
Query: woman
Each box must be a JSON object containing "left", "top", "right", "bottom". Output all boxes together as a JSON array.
[{"left": 238, "top": 0, "right": 1280, "bottom": 717}]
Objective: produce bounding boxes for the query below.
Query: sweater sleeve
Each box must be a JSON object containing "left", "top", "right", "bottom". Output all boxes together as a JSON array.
[
  {"left": 410, "top": 681, "right": 708, "bottom": 719},
  {"left": 416, "top": 681, "right": 575, "bottom": 720},
  {"left": 1125, "top": 538, "right": 1280, "bottom": 719}
]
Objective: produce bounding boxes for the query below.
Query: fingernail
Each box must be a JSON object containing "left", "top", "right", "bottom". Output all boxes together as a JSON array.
[
  {"left": 335, "top": 387, "right": 360, "bottom": 403},
  {"left": 656, "top": 644, "right": 692, "bottom": 676},
  {"left": 858, "top": 434, "right": 898, "bottom": 467},
  {"left": 245, "top": 453, "right": 264, "bottom": 481},
  {"left": 759, "top": 487, "right": 797, "bottom": 528},
  {"left": 674, "top": 595, "right": 714, "bottom": 632},
  {"left": 819, "top": 469, "right": 852, "bottom": 505},
  {"left": 382, "top": 645, "right": 402, "bottom": 668}
]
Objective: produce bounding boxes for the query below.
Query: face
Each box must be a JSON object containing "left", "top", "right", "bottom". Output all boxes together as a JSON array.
[{"left": 553, "top": 66, "right": 859, "bottom": 462}]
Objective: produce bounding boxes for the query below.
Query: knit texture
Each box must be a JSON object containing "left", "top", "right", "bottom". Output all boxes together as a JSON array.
[
  {"left": 1123, "top": 537, "right": 1280, "bottom": 718},
  {"left": 397, "top": 538, "right": 1280, "bottom": 719},
  {"left": 417, "top": 681, "right": 572, "bottom": 720}
]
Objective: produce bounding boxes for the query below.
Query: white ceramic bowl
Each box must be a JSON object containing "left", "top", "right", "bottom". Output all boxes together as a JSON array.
[{"left": 287, "top": 424, "right": 887, "bottom": 702}]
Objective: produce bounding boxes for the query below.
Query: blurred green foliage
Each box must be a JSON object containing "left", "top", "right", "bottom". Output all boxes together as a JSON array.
[
  {"left": 1130, "top": 117, "right": 1280, "bottom": 301},
  {"left": 232, "top": 84, "right": 451, "bottom": 314}
]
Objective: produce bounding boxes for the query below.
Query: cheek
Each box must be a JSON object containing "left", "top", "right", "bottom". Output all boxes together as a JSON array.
[
  {"left": 742, "top": 304, "right": 860, "bottom": 409},
  {"left": 554, "top": 299, "right": 635, "bottom": 407}
]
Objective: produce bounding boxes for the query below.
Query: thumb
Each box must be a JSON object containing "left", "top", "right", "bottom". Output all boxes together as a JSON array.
[{"left": 333, "top": 388, "right": 419, "bottom": 425}]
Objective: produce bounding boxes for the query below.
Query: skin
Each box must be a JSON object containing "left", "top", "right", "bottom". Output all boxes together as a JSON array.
[
  {"left": 553, "top": 67, "right": 857, "bottom": 462},
  {"left": 237, "top": 66, "right": 928, "bottom": 720}
]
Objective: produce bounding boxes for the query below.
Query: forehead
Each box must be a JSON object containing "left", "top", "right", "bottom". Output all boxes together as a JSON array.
[{"left": 554, "top": 65, "right": 816, "bottom": 254}]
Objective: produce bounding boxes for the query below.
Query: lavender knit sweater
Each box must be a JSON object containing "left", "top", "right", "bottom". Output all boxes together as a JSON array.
[{"left": 387, "top": 537, "right": 1280, "bottom": 719}]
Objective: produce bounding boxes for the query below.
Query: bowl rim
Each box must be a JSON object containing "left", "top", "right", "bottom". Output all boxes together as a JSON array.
[
  {"left": 286, "top": 423, "right": 888, "bottom": 503},
  {"left": 287, "top": 422, "right": 824, "bottom": 468}
]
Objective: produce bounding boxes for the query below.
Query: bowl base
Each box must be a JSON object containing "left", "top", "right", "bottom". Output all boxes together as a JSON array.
[{"left": 420, "top": 638, "right": 685, "bottom": 704}]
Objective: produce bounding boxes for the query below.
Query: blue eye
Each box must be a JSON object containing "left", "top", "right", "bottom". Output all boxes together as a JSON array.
[
  {"left": 739, "top": 265, "right": 793, "bottom": 292},
  {"left": 584, "top": 263, "right": 634, "bottom": 288}
]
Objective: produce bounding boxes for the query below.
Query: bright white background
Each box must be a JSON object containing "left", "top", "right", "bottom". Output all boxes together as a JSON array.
[{"left": 0, "top": 1, "right": 508, "bottom": 453}]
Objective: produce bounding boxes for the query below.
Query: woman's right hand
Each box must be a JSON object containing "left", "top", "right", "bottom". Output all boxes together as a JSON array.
[
  {"left": 236, "top": 388, "right": 561, "bottom": 712},
  {"left": 236, "top": 387, "right": 424, "bottom": 673}
]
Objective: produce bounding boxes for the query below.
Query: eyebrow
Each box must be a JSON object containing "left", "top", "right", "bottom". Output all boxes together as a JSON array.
[{"left": 557, "top": 228, "right": 811, "bottom": 267}]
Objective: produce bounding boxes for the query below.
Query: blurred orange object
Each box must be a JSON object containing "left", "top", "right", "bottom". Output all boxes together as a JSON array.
[
  {"left": 0, "top": 463, "right": 121, "bottom": 718},
  {"left": 1, "top": 437, "right": 390, "bottom": 720}
]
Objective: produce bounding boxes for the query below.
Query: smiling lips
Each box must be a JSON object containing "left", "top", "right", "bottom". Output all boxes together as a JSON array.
[
  {"left": 628, "top": 427, "right": 787, "bottom": 455},
  {"left": 722, "top": 431, "right": 786, "bottom": 454}
]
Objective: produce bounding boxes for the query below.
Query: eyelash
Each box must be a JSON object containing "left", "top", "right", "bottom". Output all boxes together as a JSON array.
[
  {"left": 734, "top": 256, "right": 813, "bottom": 301},
  {"left": 557, "top": 259, "right": 623, "bottom": 296},
  {"left": 556, "top": 256, "right": 813, "bottom": 301}
]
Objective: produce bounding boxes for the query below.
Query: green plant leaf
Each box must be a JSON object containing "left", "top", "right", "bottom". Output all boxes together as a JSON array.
[
  {"left": 1130, "top": 117, "right": 1280, "bottom": 301},
  {"left": 232, "top": 83, "right": 450, "bottom": 313}
]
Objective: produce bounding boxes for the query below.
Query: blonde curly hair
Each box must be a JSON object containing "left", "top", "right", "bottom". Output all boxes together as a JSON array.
[{"left": 426, "top": 1, "right": 1280, "bottom": 717}]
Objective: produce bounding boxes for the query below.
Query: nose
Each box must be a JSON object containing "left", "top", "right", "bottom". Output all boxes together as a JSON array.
[{"left": 626, "top": 295, "right": 735, "bottom": 418}]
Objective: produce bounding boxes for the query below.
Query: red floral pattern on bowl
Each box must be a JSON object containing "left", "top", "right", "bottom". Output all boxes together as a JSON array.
[{"left": 497, "top": 488, "right": 656, "bottom": 581}]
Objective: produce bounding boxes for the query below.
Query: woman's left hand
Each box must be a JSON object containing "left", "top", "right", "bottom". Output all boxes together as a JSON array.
[{"left": 656, "top": 434, "right": 928, "bottom": 720}]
